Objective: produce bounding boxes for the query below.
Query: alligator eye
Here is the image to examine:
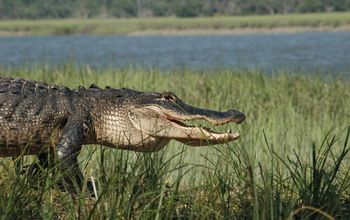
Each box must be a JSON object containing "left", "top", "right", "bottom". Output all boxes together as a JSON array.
[{"left": 163, "top": 92, "right": 176, "bottom": 102}]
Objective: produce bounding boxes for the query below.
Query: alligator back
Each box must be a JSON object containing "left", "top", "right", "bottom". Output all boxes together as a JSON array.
[{"left": 0, "top": 77, "right": 74, "bottom": 156}]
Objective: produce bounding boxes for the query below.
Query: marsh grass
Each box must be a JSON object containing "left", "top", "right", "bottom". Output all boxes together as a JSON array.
[
  {"left": 0, "top": 12, "right": 350, "bottom": 35},
  {"left": 0, "top": 65, "right": 349, "bottom": 219}
]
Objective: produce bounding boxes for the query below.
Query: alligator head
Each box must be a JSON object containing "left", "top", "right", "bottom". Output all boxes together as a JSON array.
[{"left": 89, "top": 88, "right": 246, "bottom": 152}]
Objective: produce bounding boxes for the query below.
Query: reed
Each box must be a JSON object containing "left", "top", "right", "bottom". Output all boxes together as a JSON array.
[{"left": 0, "top": 65, "right": 349, "bottom": 219}]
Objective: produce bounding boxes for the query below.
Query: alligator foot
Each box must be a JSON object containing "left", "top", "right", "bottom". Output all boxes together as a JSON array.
[
  {"left": 58, "top": 172, "right": 95, "bottom": 196},
  {"left": 12, "top": 153, "right": 95, "bottom": 195}
]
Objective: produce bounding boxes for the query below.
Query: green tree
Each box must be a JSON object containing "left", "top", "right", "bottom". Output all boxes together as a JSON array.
[
  {"left": 0, "top": 0, "right": 350, "bottom": 19},
  {"left": 174, "top": 0, "right": 203, "bottom": 17},
  {"left": 109, "top": 0, "right": 137, "bottom": 17}
]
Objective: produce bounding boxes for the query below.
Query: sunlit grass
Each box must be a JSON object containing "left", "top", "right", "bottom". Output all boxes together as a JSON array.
[
  {"left": 0, "top": 65, "right": 349, "bottom": 218},
  {"left": 0, "top": 12, "right": 350, "bottom": 35}
]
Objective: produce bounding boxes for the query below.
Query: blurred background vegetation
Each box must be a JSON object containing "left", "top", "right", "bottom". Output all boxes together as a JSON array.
[{"left": 0, "top": 0, "right": 350, "bottom": 19}]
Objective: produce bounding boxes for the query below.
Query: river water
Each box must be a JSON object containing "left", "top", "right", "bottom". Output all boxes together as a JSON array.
[{"left": 0, "top": 32, "right": 349, "bottom": 75}]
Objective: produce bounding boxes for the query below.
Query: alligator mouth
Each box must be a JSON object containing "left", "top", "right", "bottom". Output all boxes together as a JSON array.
[
  {"left": 164, "top": 114, "right": 242, "bottom": 146},
  {"left": 166, "top": 115, "right": 233, "bottom": 135},
  {"left": 129, "top": 106, "right": 245, "bottom": 146}
]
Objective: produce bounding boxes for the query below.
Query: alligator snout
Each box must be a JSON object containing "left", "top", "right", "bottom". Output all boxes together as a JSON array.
[{"left": 227, "top": 110, "right": 246, "bottom": 124}]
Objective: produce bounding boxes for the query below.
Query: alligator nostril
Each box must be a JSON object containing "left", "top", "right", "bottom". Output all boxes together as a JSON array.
[{"left": 228, "top": 110, "right": 246, "bottom": 121}]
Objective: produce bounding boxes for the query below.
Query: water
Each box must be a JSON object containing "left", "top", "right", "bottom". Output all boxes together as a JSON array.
[{"left": 0, "top": 32, "right": 349, "bottom": 75}]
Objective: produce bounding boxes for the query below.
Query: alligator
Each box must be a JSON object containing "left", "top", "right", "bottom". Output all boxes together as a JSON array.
[{"left": 0, "top": 76, "right": 246, "bottom": 192}]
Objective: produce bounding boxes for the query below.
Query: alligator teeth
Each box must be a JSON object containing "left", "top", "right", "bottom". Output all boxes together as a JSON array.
[{"left": 227, "top": 129, "right": 232, "bottom": 133}]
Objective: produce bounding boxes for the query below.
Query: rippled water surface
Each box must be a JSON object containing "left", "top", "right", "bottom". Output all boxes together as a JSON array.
[{"left": 0, "top": 32, "right": 349, "bottom": 74}]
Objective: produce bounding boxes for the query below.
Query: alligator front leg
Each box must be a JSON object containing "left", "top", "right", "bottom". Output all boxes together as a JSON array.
[{"left": 56, "top": 119, "right": 87, "bottom": 194}]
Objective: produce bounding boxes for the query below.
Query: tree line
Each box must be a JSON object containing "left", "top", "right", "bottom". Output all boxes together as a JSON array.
[{"left": 0, "top": 0, "right": 349, "bottom": 19}]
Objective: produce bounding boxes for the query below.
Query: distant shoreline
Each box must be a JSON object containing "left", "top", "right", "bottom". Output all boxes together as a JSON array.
[
  {"left": 1, "top": 12, "right": 350, "bottom": 36},
  {"left": 1, "top": 25, "right": 350, "bottom": 37},
  {"left": 128, "top": 25, "right": 350, "bottom": 36}
]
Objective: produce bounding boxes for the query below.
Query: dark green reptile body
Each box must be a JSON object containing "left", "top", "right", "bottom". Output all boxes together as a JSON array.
[{"left": 0, "top": 76, "right": 246, "bottom": 193}]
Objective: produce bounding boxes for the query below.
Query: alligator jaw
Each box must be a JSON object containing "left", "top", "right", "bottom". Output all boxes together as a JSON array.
[
  {"left": 128, "top": 106, "right": 245, "bottom": 146},
  {"left": 166, "top": 118, "right": 241, "bottom": 146}
]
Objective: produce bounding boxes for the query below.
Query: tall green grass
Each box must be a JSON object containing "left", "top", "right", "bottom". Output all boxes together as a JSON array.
[
  {"left": 0, "top": 65, "right": 349, "bottom": 219},
  {"left": 0, "top": 12, "right": 350, "bottom": 35}
]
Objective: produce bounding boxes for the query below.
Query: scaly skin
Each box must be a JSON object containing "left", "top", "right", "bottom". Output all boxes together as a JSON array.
[{"left": 0, "top": 76, "right": 246, "bottom": 193}]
